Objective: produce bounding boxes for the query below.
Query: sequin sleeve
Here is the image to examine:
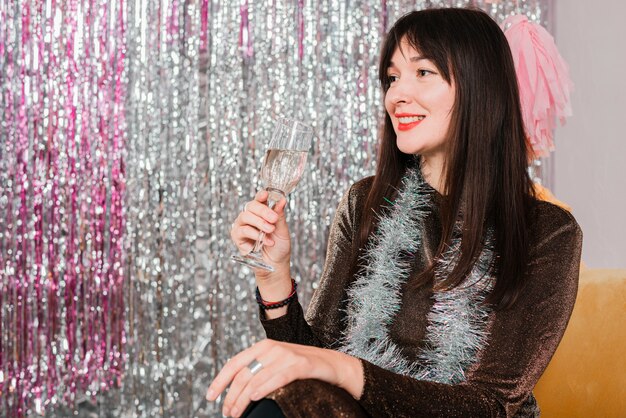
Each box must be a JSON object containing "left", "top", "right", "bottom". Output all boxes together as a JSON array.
[
  {"left": 357, "top": 201, "right": 583, "bottom": 417},
  {"left": 259, "top": 177, "right": 372, "bottom": 348}
]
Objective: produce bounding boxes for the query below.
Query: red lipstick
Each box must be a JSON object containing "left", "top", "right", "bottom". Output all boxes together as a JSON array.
[{"left": 395, "top": 113, "right": 425, "bottom": 132}]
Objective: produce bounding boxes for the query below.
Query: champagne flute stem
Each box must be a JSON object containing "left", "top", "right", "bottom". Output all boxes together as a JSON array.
[{"left": 249, "top": 188, "right": 284, "bottom": 256}]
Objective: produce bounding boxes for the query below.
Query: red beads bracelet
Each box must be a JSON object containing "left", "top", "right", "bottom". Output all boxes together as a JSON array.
[{"left": 255, "top": 278, "right": 298, "bottom": 310}]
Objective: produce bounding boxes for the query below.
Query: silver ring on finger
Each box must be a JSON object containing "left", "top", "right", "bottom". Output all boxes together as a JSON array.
[{"left": 247, "top": 359, "right": 263, "bottom": 376}]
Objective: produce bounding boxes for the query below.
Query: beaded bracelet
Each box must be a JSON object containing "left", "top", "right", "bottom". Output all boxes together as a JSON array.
[{"left": 255, "top": 278, "right": 298, "bottom": 310}]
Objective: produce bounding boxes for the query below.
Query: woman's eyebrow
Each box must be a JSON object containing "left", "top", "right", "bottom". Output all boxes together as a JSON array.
[{"left": 388, "top": 56, "right": 429, "bottom": 67}]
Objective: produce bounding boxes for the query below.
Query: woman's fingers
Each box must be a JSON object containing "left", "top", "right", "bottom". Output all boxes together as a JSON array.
[
  {"left": 218, "top": 345, "right": 294, "bottom": 418},
  {"left": 235, "top": 225, "right": 260, "bottom": 241},
  {"left": 207, "top": 340, "right": 275, "bottom": 416},
  {"left": 252, "top": 189, "right": 287, "bottom": 221},
  {"left": 221, "top": 367, "right": 255, "bottom": 417},
  {"left": 248, "top": 371, "right": 295, "bottom": 403},
  {"left": 241, "top": 211, "right": 276, "bottom": 234},
  {"left": 228, "top": 365, "right": 281, "bottom": 417},
  {"left": 232, "top": 213, "right": 273, "bottom": 242},
  {"left": 234, "top": 233, "right": 255, "bottom": 255},
  {"left": 231, "top": 211, "right": 274, "bottom": 245},
  {"left": 230, "top": 192, "right": 286, "bottom": 250},
  {"left": 230, "top": 195, "right": 280, "bottom": 237},
  {"left": 246, "top": 199, "right": 280, "bottom": 224},
  {"left": 207, "top": 340, "right": 269, "bottom": 402},
  {"left": 207, "top": 340, "right": 333, "bottom": 417},
  {"left": 254, "top": 188, "right": 269, "bottom": 202},
  {"left": 232, "top": 221, "right": 274, "bottom": 255},
  {"left": 272, "top": 195, "right": 287, "bottom": 214},
  {"left": 207, "top": 357, "right": 251, "bottom": 402}
]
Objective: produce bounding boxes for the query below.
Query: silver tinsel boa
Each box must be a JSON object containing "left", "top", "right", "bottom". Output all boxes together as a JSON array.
[
  {"left": 0, "top": 1, "right": 551, "bottom": 416},
  {"left": 339, "top": 166, "right": 495, "bottom": 383}
]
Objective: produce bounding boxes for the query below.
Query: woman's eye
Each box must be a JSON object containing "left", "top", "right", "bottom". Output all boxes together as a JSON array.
[
  {"left": 387, "top": 75, "right": 399, "bottom": 83},
  {"left": 417, "top": 69, "right": 433, "bottom": 77}
]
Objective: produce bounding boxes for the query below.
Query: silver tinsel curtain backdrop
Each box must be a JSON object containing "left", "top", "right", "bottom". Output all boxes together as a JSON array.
[{"left": 0, "top": 0, "right": 550, "bottom": 416}]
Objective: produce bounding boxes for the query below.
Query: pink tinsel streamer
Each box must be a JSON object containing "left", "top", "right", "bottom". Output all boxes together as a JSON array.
[
  {"left": 0, "top": 0, "right": 127, "bottom": 415},
  {"left": 503, "top": 14, "right": 573, "bottom": 157},
  {"left": 200, "top": 0, "right": 209, "bottom": 51},
  {"left": 239, "top": 0, "right": 253, "bottom": 59}
]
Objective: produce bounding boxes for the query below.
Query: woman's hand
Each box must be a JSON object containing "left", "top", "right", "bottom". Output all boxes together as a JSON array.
[
  {"left": 206, "top": 339, "right": 364, "bottom": 417},
  {"left": 230, "top": 189, "right": 291, "bottom": 277}
]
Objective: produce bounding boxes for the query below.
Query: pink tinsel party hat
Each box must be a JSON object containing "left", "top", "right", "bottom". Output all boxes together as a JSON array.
[{"left": 502, "top": 14, "right": 573, "bottom": 158}]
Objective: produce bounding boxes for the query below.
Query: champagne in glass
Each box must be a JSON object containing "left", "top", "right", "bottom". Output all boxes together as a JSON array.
[
  {"left": 231, "top": 118, "right": 313, "bottom": 272},
  {"left": 261, "top": 149, "right": 308, "bottom": 196}
]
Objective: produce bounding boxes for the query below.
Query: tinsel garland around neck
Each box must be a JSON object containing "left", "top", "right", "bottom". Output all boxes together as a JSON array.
[{"left": 338, "top": 166, "right": 496, "bottom": 384}]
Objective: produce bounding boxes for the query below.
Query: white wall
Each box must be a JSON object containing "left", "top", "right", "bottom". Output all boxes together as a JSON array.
[{"left": 553, "top": 0, "right": 626, "bottom": 268}]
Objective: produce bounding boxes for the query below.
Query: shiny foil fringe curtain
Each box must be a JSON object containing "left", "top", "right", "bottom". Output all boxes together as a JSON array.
[{"left": 0, "top": 1, "right": 550, "bottom": 416}]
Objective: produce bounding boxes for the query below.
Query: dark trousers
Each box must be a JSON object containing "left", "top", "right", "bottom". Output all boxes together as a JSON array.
[{"left": 241, "top": 398, "right": 286, "bottom": 418}]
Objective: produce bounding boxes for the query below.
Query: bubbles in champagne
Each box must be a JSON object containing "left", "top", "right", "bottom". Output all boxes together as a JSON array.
[{"left": 261, "top": 149, "right": 308, "bottom": 194}]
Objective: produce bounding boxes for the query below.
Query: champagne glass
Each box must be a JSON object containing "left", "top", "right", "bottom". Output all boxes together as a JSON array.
[{"left": 231, "top": 117, "right": 313, "bottom": 272}]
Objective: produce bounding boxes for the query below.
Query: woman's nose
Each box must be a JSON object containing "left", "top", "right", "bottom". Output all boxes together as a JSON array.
[{"left": 387, "top": 82, "right": 412, "bottom": 105}]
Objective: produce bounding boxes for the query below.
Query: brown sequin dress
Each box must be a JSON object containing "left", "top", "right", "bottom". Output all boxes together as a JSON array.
[{"left": 260, "top": 176, "right": 582, "bottom": 417}]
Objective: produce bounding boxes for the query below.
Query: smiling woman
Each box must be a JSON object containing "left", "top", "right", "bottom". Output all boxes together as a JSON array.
[
  {"left": 383, "top": 41, "right": 456, "bottom": 190},
  {"left": 213, "top": 7, "right": 582, "bottom": 418}
]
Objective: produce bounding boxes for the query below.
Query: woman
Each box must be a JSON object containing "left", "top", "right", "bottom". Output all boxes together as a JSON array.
[{"left": 208, "top": 8, "right": 582, "bottom": 418}]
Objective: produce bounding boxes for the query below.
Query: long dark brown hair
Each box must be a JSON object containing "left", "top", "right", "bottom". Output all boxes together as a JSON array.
[{"left": 352, "top": 8, "right": 535, "bottom": 310}]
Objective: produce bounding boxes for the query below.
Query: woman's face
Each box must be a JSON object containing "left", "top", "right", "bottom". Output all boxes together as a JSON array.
[{"left": 384, "top": 39, "right": 456, "bottom": 159}]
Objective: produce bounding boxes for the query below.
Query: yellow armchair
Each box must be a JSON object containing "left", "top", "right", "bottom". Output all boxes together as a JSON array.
[{"left": 534, "top": 269, "right": 626, "bottom": 417}]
